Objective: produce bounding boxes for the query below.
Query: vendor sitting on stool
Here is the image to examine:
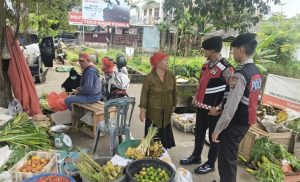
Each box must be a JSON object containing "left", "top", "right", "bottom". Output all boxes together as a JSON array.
[
  {"left": 61, "top": 69, "right": 81, "bottom": 93},
  {"left": 101, "top": 55, "right": 129, "bottom": 101},
  {"left": 64, "top": 53, "right": 102, "bottom": 110}
]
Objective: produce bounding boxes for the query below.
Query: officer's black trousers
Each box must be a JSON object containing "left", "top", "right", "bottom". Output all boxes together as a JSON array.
[
  {"left": 192, "top": 108, "right": 219, "bottom": 166},
  {"left": 218, "top": 124, "right": 249, "bottom": 182}
]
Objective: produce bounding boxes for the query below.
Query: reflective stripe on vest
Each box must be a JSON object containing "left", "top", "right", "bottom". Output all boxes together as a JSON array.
[{"left": 205, "top": 85, "right": 226, "bottom": 94}]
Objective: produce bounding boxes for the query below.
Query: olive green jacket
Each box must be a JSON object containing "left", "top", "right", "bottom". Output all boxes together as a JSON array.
[{"left": 139, "top": 69, "right": 177, "bottom": 128}]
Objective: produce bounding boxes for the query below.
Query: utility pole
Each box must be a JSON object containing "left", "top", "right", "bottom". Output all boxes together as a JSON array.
[{"left": 279, "top": 3, "right": 286, "bottom": 27}]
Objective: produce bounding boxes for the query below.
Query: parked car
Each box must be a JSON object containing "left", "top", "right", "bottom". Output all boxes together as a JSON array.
[
  {"left": 57, "top": 32, "right": 79, "bottom": 44},
  {"left": 19, "top": 33, "right": 55, "bottom": 83}
]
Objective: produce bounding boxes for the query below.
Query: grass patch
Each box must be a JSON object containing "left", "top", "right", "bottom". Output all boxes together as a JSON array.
[
  {"left": 65, "top": 48, "right": 300, "bottom": 80},
  {"left": 262, "top": 62, "right": 300, "bottom": 79}
]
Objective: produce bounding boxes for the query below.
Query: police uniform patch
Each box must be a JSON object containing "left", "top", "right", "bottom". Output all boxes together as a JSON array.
[
  {"left": 211, "top": 68, "right": 218, "bottom": 75},
  {"left": 229, "top": 75, "right": 239, "bottom": 89},
  {"left": 251, "top": 78, "right": 262, "bottom": 91}
]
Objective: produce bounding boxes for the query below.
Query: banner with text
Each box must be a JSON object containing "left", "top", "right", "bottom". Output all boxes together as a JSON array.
[
  {"left": 69, "top": 0, "right": 130, "bottom": 27},
  {"left": 82, "top": 0, "right": 105, "bottom": 22},
  {"left": 68, "top": 11, "right": 129, "bottom": 27},
  {"left": 262, "top": 74, "right": 300, "bottom": 112}
]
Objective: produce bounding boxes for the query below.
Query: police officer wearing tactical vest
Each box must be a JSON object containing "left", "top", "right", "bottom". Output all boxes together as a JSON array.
[
  {"left": 180, "top": 36, "right": 234, "bottom": 174},
  {"left": 212, "top": 33, "right": 262, "bottom": 182}
]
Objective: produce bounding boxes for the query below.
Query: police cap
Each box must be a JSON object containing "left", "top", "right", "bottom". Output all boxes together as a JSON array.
[
  {"left": 202, "top": 36, "right": 223, "bottom": 52},
  {"left": 231, "top": 33, "right": 256, "bottom": 47}
]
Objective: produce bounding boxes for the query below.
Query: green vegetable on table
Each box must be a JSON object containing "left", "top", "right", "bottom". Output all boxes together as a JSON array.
[
  {"left": 0, "top": 113, "right": 53, "bottom": 172},
  {"left": 0, "top": 113, "right": 52, "bottom": 150}
]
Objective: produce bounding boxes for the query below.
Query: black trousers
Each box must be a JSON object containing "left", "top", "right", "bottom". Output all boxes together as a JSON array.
[
  {"left": 192, "top": 108, "right": 220, "bottom": 166},
  {"left": 218, "top": 124, "right": 249, "bottom": 182}
]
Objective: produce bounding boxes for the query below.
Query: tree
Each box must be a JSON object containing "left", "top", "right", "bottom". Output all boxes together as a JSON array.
[
  {"left": 0, "top": 0, "right": 80, "bottom": 107},
  {"left": 255, "top": 14, "right": 300, "bottom": 64},
  {"left": 163, "top": 0, "right": 280, "bottom": 55}
]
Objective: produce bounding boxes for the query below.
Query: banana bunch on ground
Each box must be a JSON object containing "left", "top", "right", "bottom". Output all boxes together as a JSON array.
[
  {"left": 125, "top": 147, "right": 145, "bottom": 159},
  {"left": 149, "top": 141, "right": 164, "bottom": 159},
  {"left": 101, "top": 161, "right": 123, "bottom": 181}
]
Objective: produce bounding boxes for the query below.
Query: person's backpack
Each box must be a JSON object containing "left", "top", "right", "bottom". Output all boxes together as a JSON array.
[{"left": 107, "top": 71, "right": 130, "bottom": 91}]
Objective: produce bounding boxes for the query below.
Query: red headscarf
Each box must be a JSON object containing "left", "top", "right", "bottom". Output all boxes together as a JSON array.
[
  {"left": 150, "top": 52, "right": 168, "bottom": 69},
  {"left": 102, "top": 57, "right": 115, "bottom": 73}
]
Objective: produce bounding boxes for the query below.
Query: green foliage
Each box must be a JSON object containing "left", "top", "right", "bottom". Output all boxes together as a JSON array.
[
  {"left": 287, "top": 119, "right": 300, "bottom": 135},
  {"left": 251, "top": 137, "right": 300, "bottom": 172},
  {"left": 164, "top": 0, "right": 280, "bottom": 32},
  {"left": 23, "top": 0, "right": 81, "bottom": 35},
  {"left": 27, "top": 13, "right": 59, "bottom": 38},
  {"left": 256, "top": 156, "right": 284, "bottom": 182},
  {"left": 255, "top": 14, "right": 300, "bottom": 64},
  {"left": 127, "top": 54, "right": 205, "bottom": 78},
  {"left": 262, "top": 62, "right": 300, "bottom": 79},
  {"left": 250, "top": 137, "right": 277, "bottom": 162}
]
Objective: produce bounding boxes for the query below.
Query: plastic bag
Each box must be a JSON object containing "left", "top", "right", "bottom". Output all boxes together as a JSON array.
[
  {"left": 80, "top": 111, "right": 93, "bottom": 126},
  {"left": 47, "top": 92, "right": 68, "bottom": 111},
  {"left": 8, "top": 98, "right": 23, "bottom": 115},
  {"left": 175, "top": 168, "right": 193, "bottom": 182}
]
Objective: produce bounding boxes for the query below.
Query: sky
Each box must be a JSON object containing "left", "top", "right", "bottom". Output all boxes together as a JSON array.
[{"left": 269, "top": 0, "right": 300, "bottom": 18}]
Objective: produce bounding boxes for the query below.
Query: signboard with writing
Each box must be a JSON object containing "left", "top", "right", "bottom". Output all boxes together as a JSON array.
[
  {"left": 82, "top": 0, "right": 105, "bottom": 22},
  {"left": 262, "top": 74, "right": 300, "bottom": 112},
  {"left": 68, "top": 11, "right": 130, "bottom": 27},
  {"left": 69, "top": 1, "right": 130, "bottom": 27}
]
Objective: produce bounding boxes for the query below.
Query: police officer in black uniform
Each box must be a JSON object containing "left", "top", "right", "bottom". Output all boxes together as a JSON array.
[
  {"left": 180, "top": 36, "right": 234, "bottom": 174},
  {"left": 212, "top": 33, "right": 262, "bottom": 182}
]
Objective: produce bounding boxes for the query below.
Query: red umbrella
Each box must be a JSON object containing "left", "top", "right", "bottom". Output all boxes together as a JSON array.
[{"left": 5, "top": 26, "right": 42, "bottom": 116}]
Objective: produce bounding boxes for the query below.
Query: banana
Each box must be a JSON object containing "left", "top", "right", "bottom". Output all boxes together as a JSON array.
[
  {"left": 238, "top": 154, "right": 248, "bottom": 163},
  {"left": 111, "top": 170, "right": 118, "bottom": 178},
  {"left": 102, "top": 166, "right": 110, "bottom": 174},
  {"left": 108, "top": 175, "right": 115, "bottom": 181},
  {"left": 115, "top": 166, "right": 121, "bottom": 174},
  {"left": 245, "top": 167, "right": 256, "bottom": 174}
]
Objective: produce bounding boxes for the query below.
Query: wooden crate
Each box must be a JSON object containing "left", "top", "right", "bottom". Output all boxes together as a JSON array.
[
  {"left": 239, "top": 123, "right": 297, "bottom": 161},
  {"left": 72, "top": 101, "right": 116, "bottom": 138},
  {"left": 238, "top": 125, "right": 268, "bottom": 161},
  {"left": 254, "top": 123, "right": 295, "bottom": 153}
]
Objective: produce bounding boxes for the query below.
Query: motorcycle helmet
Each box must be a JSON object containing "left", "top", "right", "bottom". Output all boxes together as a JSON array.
[{"left": 116, "top": 54, "right": 127, "bottom": 69}]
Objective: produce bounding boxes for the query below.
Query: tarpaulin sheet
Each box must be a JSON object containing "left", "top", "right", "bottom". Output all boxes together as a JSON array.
[{"left": 5, "top": 26, "right": 41, "bottom": 116}]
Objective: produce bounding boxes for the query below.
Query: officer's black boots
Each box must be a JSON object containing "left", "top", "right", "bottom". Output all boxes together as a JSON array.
[
  {"left": 194, "top": 163, "right": 215, "bottom": 174},
  {"left": 179, "top": 155, "right": 201, "bottom": 165}
]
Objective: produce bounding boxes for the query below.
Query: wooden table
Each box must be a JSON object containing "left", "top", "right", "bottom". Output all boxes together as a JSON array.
[{"left": 72, "top": 101, "right": 116, "bottom": 138}]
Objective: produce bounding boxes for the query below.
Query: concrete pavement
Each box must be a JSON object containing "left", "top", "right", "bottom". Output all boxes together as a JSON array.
[{"left": 36, "top": 63, "right": 256, "bottom": 182}]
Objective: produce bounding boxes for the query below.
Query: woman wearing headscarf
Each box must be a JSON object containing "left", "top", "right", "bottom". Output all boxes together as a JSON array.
[
  {"left": 101, "top": 57, "right": 129, "bottom": 100},
  {"left": 139, "top": 52, "right": 177, "bottom": 149},
  {"left": 61, "top": 69, "right": 82, "bottom": 93}
]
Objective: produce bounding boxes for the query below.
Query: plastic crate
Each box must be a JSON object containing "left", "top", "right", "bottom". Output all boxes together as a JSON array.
[{"left": 9, "top": 151, "right": 58, "bottom": 182}]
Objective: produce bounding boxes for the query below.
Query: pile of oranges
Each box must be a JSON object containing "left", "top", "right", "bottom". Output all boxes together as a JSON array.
[{"left": 19, "top": 156, "right": 50, "bottom": 173}]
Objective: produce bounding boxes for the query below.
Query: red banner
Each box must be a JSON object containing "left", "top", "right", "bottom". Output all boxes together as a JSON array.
[{"left": 68, "top": 11, "right": 129, "bottom": 27}]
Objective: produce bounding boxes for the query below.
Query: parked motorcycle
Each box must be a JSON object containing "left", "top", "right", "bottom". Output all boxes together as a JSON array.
[{"left": 54, "top": 39, "right": 67, "bottom": 65}]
